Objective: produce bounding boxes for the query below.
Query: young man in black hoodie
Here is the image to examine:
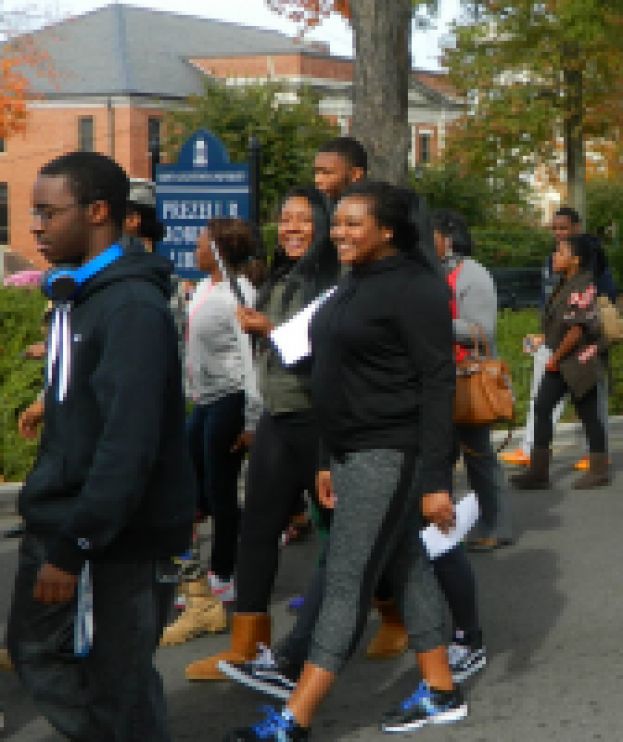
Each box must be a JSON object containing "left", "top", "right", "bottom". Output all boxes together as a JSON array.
[{"left": 7, "top": 152, "right": 196, "bottom": 741}]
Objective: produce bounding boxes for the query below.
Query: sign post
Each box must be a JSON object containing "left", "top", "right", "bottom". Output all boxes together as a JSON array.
[{"left": 155, "top": 129, "right": 250, "bottom": 279}]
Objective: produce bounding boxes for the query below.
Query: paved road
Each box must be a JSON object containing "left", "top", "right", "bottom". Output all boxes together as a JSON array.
[{"left": 2, "top": 422, "right": 623, "bottom": 741}]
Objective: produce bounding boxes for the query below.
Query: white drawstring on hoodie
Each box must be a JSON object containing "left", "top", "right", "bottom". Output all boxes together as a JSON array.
[{"left": 46, "top": 302, "right": 72, "bottom": 403}]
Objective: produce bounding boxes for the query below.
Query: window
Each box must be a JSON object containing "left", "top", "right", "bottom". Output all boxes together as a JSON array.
[
  {"left": 78, "top": 116, "right": 94, "bottom": 152},
  {"left": 148, "top": 117, "right": 161, "bottom": 156},
  {"left": 418, "top": 132, "right": 432, "bottom": 165},
  {"left": 0, "top": 139, "right": 5, "bottom": 154},
  {"left": 0, "top": 183, "right": 9, "bottom": 244}
]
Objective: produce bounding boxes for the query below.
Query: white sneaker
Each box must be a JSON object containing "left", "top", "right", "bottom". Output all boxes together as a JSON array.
[{"left": 208, "top": 571, "right": 236, "bottom": 603}]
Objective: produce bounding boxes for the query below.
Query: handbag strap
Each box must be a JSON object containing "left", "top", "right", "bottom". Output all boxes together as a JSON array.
[
  {"left": 460, "top": 423, "right": 514, "bottom": 457},
  {"left": 467, "top": 323, "right": 492, "bottom": 359}
]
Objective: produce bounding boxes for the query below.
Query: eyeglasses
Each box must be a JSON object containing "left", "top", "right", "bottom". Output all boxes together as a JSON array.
[{"left": 30, "top": 203, "right": 82, "bottom": 223}]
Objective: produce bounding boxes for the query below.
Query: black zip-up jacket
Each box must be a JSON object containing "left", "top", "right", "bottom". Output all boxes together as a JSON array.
[
  {"left": 20, "top": 252, "right": 196, "bottom": 574},
  {"left": 310, "top": 253, "right": 455, "bottom": 494}
]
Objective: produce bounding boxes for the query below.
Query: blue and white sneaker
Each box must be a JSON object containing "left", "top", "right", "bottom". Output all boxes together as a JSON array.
[
  {"left": 380, "top": 681, "right": 468, "bottom": 733},
  {"left": 224, "top": 706, "right": 310, "bottom": 741}
]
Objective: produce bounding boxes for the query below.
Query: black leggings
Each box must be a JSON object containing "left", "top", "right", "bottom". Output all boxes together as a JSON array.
[
  {"left": 236, "top": 410, "right": 319, "bottom": 613},
  {"left": 534, "top": 371, "right": 606, "bottom": 453}
]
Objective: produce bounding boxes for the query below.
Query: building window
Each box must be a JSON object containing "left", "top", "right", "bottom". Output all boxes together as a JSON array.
[
  {"left": 0, "top": 139, "right": 5, "bottom": 154},
  {"left": 0, "top": 183, "right": 8, "bottom": 244},
  {"left": 78, "top": 116, "right": 94, "bottom": 152},
  {"left": 418, "top": 132, "right": 432, "bottom": 165},
  {"left": 148, "top": 117, "right": 161, "bottom": 156}
]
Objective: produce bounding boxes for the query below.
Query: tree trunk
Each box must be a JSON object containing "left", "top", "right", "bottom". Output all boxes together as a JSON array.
[
  {"left": 350, "top": 0, "right": 412, "bottom": 185},
  {"left": 563, "top": 64, "right": 586, "bottom": 225}
]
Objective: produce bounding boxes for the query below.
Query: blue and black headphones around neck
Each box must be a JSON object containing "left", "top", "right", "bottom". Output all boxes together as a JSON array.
[{"left": 42, "top": 243, "right": 124, "bottom": 301}]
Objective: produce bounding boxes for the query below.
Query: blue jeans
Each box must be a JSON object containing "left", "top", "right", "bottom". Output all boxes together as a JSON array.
[
  {"left": 186, "top": 392, "right": 245, "bottom": 579},
  {"left": 456, "top": 423, "right": 513, "bottom": 542},
  {"left": 8, "top": 534, "right": 170, "bottom": 742}
]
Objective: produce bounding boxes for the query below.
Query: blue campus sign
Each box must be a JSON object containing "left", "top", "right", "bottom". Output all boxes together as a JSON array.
[{"left": 155, "top": 129, "right": 250, "bottom": 278}]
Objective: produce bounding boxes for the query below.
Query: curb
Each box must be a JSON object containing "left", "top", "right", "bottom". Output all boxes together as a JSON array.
[
  {"left": 0, "top": 482, "right": 20, "bottom": 516},
  {"left": 492, "top": 415, "right": 623, "bottom": 444}
]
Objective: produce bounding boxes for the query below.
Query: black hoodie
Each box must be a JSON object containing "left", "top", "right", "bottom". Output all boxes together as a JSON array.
[
  {"left": 310, "top": 253, "right": 455, "bottom": 495},
  {"left": 20, "top": 252, "right": 196, "bottom": 574}
]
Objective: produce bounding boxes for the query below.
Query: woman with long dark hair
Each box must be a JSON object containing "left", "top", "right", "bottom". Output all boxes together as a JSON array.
[
  {"left": 227, "top": 182, "right": 466, "bottom": 740},
  {"left": 513, "top": 233, "right": 609, "bottom": 489},
  {"left": 185, "top": 187, "right": 339, "bottom": 681}
]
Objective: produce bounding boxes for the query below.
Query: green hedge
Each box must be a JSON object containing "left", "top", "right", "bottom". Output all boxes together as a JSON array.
[
  {"left": 0, "top": 288, "right": 47, "bottom": 481},
  {"left": 472, "top": 226, "right": 552, "bottom": 268}
]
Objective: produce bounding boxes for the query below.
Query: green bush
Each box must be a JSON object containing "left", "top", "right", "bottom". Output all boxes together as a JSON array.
[
  {"left": 472, "top": 226, "right": 552, "bottom": 268},
  {"left": 0, "top": 288, "right": 47, "bottom": 481}
]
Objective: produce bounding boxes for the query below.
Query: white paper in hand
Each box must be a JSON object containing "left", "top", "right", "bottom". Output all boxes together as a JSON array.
[
  {"left": 270, "top": 287, "right": 336, "bottom": 366},
  {"left": 420, "top": 492, "right": 480, "bottom": 560}
]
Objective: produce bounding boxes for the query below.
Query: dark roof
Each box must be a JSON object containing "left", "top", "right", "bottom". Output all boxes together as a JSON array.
[{"left": 20, "top": 3, "right": 313, "bottom": 98}]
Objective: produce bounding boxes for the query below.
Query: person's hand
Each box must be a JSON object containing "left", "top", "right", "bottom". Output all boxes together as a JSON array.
[
  {"left": 18, "top": 398, "right": 44, "bottom": 440},
  {"left": 230, "top": 430, "right": 254, "bottom": 453},
  {"left": 236, "top": 307, "right": 274, "bottom": 337},
  {"left": 421, "top": 491, "right": 455, "bottom": 533},
  {"left": 24, "top": 342, "right": 46, "bottom": 360},
  {"left": 546, "top": 357, "right": 559, "bottom": 373},
  {"left": 523, "top": 334, "right": 544, "bottom": 354},
  {"left": 33, "top": 563, "right": 78, "bottom": 604},
  {"left": 316, "top": 470, "right": 336, "bottom": 510}
]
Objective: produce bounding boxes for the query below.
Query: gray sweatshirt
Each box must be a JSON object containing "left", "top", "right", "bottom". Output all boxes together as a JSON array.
[
  {"left": 446, "top": 256, "right": 498, "bottom": 354},
  {"left": 185, "top": 275, "right": 263, "bottom": 431}
]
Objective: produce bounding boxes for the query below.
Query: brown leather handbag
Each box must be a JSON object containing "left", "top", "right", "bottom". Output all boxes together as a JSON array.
[{"left": 453, "top": 327, "right": 514, "bottom": 426}]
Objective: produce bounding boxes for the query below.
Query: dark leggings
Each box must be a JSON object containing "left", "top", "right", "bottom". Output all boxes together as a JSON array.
[
  {"left": 186, "top": 392, "right": 245, "bottom": 579},
  {"left": 236, "top": 410, "right": 319, "bottom": 613},
  {"left": 433, "top": 546, "right": 480, "bottom": 640},
  {"left": 534, "top": 371, "right": 605, "bottom": 452}
]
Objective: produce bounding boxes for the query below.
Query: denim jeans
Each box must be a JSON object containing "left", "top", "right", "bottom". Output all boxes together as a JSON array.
[
  {"left": 456, "top": 424, "right": 513, "bottom": 542},
  {"left": 186, "top": 392, "right": 245, "bottom": 579},
  {"left": 7, "top": 534, "right": 170, "bottom": 742}
]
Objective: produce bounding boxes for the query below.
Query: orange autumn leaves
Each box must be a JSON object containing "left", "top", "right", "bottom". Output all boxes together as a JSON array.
[
  {"left": 0, "top": 35, "right": 51, "bottom": 139},
  {"left": 266, "top": 0, "right": 351, "bottom": 27}
]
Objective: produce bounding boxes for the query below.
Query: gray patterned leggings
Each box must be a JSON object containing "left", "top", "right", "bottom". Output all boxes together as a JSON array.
[{"left": 308, "top": 449, "right": 448, "bottom": 674}]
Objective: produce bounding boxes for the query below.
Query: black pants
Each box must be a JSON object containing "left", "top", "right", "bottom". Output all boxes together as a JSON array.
[
  {"left": 433, "top": 545, "right": 479, "bottom": 640},
  {"left": 187, "top": 392, "right": 245, "bottom": 579},
  {"left": 534, "top": 371, "right": 606, "bottom": 453},
  {"left": 235, "top": 410, "right": 319, "bottom": 613},
  {"left": 7, "top": 534, "right": 170, "bottom": 742}
]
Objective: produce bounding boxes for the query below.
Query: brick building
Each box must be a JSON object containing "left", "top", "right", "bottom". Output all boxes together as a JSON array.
[{"left": 1, "top": 3, "right": 462, "bottom": 270}]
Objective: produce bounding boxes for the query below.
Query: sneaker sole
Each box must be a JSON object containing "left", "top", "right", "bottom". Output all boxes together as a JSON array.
[
  {"left": 452, "top": 654, "right": 487, "bottom": 683},
  {"left": 381, "top": 704, "right": 468, "bottom": 733},
  {"left": 218, "top": 660, "right": 294, "bottom": 701}
]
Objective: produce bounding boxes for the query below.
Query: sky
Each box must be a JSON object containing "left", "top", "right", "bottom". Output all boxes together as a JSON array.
[{"left": 4, "top": 0, "right": 463, "bottom": 70}]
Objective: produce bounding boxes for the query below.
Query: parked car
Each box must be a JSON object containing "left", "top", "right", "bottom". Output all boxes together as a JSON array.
[{"left": 490, "top": 267, "right": 542, "bottom": 310}]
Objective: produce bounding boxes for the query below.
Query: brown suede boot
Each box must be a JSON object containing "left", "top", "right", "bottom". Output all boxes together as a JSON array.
[
  {"left": 365, "top": 600, "right": 408, "bottom": 659},
  {"left": 160, "top": 595, "right": 227, "bottom": 647},
  {"left": 573, "top": 453, "right": 610, "bottom": 489},
  {"left": 510, "top": 447, "right": 551, "bottom": 489},
  {"left": 185, "top": 612, "right": 270, "bottom": 681}
]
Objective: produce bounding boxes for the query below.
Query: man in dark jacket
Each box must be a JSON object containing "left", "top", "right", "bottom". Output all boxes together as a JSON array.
[{"left": 7, "top": 151, "right": 196, "bottom": 741}]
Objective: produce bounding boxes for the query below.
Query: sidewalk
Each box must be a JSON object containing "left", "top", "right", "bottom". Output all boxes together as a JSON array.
[
  {"left": 0, "top": 482, "right": 20, "bottom": 516},
  {"left": 493, "top": 414, "right": 623, "bottom": 445}
]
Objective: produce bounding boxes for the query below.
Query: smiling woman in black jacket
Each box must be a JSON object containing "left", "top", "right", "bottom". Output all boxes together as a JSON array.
[{"left": 227, "top": 182, "right": 467, "bottom": 741}]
